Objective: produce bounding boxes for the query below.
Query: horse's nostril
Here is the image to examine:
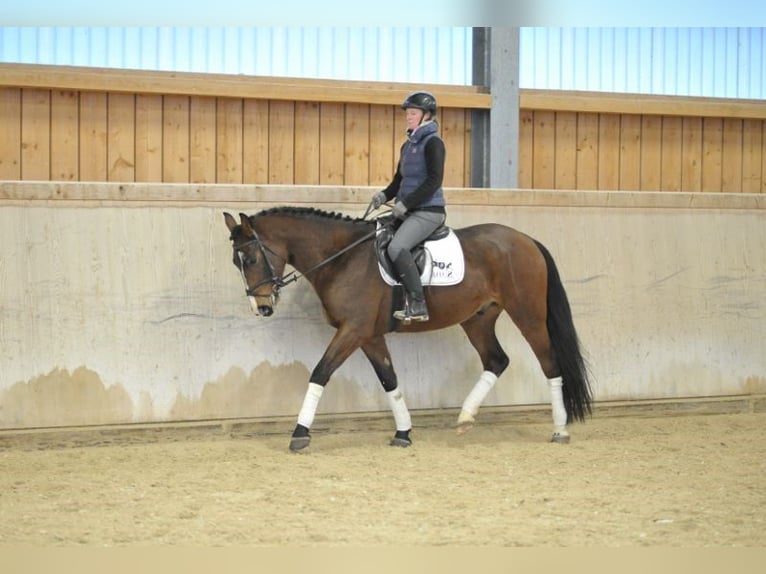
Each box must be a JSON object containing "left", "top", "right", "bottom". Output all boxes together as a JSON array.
[{"left": 259, "top": 306, "right": 273, "bottom": 317}]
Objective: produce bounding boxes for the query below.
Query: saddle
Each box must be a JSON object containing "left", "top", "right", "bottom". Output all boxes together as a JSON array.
[{"left": 375, "top": 219, "right": 465, "bottom": 287}]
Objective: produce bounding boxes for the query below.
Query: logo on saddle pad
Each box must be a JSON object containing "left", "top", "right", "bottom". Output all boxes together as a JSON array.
[{"left": 375, "top": 223, "right": 465, "bottom": 287}]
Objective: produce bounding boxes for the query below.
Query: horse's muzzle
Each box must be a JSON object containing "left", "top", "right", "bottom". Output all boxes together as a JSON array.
[{"left": 248, "top": 295, "right": 275, "bottom": 317}]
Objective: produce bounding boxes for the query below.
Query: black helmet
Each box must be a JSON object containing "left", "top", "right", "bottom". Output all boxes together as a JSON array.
[{"left": 402, "top": 91, "right": 437, "bottom": 115}]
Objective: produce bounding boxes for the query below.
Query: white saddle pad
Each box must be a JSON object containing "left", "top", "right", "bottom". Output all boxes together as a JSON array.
[{"left": 378, "top": 229, "right": 465, "bottom": 287}]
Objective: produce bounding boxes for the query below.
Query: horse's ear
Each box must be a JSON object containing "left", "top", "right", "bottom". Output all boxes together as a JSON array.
[
  {"left": 223, "top": 212, "right": 237, "bottom": 233},
  {"left": 239, "top": 213, "right": 253, "bottom": 234}
]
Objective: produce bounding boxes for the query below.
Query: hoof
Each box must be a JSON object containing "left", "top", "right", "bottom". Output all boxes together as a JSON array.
[
  {"left": 455, "top": 411, "right": 475, "bottom": 435},
  {"left": 290, "top": 424, "right": 311, "bottom": 452},
  {"left": 289, "top": 436, "right": 311, "bottom": 452},
  {"left": 389, "top": 437, "right": 412, "bottom": 447},
  {"left": 389, "top": 429, "right": 412, "bottom": 448},
  {"left": 550, "top": 432, "right": 570, "bottom": 444}
]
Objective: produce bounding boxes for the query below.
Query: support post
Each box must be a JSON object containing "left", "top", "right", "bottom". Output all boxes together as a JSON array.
[{"left": 471, "top": 27, "right": 520, "bottom": 189}]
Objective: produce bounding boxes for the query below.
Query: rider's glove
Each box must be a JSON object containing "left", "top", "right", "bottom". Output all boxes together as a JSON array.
[
  {"left": 371, "top": 191, "right": 387, "bottom": 210},
  {"left": 392, "top": 201, "right": 407, "bottom": 219}
]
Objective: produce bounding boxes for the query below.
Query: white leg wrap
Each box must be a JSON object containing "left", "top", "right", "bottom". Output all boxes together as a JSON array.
[
  {"left": 548, "top": 376, "right": 568, "bottom": 431},
  {"left": 297, "top": 382, "right": 324, "bottom": 429},
  {"left": 386, "top": 388, "right": 412, "bottom": 432},
  {"left": 458, "top": 371, "right": 498, "bottom": 424}
]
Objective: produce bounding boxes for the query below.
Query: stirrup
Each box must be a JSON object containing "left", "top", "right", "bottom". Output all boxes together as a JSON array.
[
  {"left": 405, "top": 310, "right": 429, "bottom": 322},
  {"left": 393, "top": 299, "right": 429, "bottom": 323}
]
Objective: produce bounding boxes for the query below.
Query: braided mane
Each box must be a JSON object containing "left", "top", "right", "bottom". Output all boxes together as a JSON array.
[{"left": 254, "top": 206, "right": 369, "bottom": 225}]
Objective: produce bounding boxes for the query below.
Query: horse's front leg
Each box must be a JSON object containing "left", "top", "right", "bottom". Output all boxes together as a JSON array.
[
  {"left": 361, "top": 336, "right": 412, "bottom": 447},
  {"left": 290, "top": 326, "right": 362, "bottom": 452}
]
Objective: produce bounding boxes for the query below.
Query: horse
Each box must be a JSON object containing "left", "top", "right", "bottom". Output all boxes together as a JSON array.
[{"left": 224, "top": 206, "right": 592, "bottom": 452}]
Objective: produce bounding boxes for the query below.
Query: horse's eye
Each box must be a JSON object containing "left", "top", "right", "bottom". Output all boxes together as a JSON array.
[{"left": 235, "top": 250, "right": 254, "bottom": 267}]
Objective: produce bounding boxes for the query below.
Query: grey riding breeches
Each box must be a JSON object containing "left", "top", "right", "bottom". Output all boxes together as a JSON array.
[{"left": 386, "top": 210, "right": 446, "bottom": 263}]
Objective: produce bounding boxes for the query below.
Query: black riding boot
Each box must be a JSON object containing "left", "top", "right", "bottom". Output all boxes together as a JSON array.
[{"left": 392, "top": 251, "right": 429, "bottom": 323}]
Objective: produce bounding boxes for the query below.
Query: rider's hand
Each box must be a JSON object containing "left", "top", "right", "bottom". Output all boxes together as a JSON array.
[
  {"left": 371, "top": 191, "right": 387, "bottom": 210},
  {"left": 392, "top": 201, "right": 407, "bottom": 219}
]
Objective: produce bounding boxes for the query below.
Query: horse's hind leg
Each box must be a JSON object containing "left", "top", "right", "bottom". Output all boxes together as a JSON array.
[
  {"left": 508, "top": 312, "right": 570, "bottom": 443},
  {"left": 456, "top": 305, "right": 509, "bottom": 434},
  {"left": 361, "top": 336, "right": 413, "bottom": 447}
]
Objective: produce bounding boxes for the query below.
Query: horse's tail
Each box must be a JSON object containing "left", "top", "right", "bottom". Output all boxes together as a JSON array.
[{"left": 533, "top": 240, "right": 593, "bottom": 422}]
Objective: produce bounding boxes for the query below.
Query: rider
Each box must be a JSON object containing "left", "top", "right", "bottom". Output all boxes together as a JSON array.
[{"left": 370, "top": 91, "right": 447, "bottom": 323}]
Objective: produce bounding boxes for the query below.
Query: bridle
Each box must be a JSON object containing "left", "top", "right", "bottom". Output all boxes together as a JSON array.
[
  {"left": 232, "top": 231, "right": 287, "bottom": 306},
  {"left": 232, "top": 223, "right": 379, "bottom": 307}
]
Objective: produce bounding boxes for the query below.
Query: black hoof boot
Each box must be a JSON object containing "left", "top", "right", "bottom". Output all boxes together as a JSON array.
[
  {"left": 289, "top": 424, "right": 311, "bottom": 452},
  {"left": 389, "top": 429, "right": 412, "bottom": 447}
]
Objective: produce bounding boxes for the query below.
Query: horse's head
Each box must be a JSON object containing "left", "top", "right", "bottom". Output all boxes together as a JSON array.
[{"left": 224, "top": 212, "right": 287, "bottom": 317}]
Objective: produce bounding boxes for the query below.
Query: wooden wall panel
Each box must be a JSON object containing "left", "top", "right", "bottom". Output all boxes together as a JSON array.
[
  {"left": 517, "top": 109, "right": 534, "bottom": 188},
  {"left": 0, "top": 88, "right": 21, "bottom": 179},
  {"left": 640, "top": 116, "right": 662, "bottom": 191},
  {"left": 50, "top": 90, "right": 79, "bottom": 181},
  {"left": 390, "top": 111, "right": 403, "bottom": 182},
  {"left": 721, "top": 118, "right": 743, "bottom": 192},
  {"left": 619, "top": 115, "right": 641, "bottom": 190},
  {"left": 681, "top": 117, "right": 703, "bottom": 192},
  {"left": 216, "top": 98, "right": 244, "bottom": 184},
  {"left": 294, "top": 101, "right": 320, "bottom": 185},
  {"left": 344, "top": 103, "right": 370, "bottom": 186},
  {"left": 1, "top": 66, "right": 762, "bottom": 194},
  {"left": 21, "top": 88, "right": 51, "bottom": 180},
  {"left": 189, "top": 96, "right": 217, "bottom": 184},
  {"left": 701, "top": 118, "right": 723, "bottom": 192},
  {"left": 597, "top": 114, "right": 620, "bottom": 189},
  {"left": 741, "top": 119, "right": 763, "bottom": 193},
  {"left": 461, "top": 110, "right": 472, "bottom": 188},
  {"left": 575, "top": 113, "right": 598, "bottom": 190},
  {"left": 268, "top": 101, "right": 295, "bottom": 184},
  {"left": 107, "top": 93, "right": 136, "bottom": 182},
  {"left": 554, "top": 111, "right": 577, "bottom": 189},
  {"left": 135, "top": 94, "right": 163, "bottom": 183},
  {"left": 162, "top": 96, "right": 190, "bottom": 183},
  {"left": 763, "top": 123, "right": 766, "bottom": 194},
  {"left": 660, "top": 117, "right": 683, "bottom": 191},
  {"left": 319, "top": 103, "right": 344, "bottom": 185},
  {"left": 441, "top": 107, "right": 466, "bottom": 188},
  {"left": 532, "top": 111, "right": 555, "bottom": 188},
  {"left": 79, "top": 92, "right": 107, "bottom": 182},
  {"left": 369, "top": 105, "right": 396, "bottom": 186},
  {"left": 518, "top": 107, "right": 762, "bottom": 194},
  {"left": 243, "top": 99, "right": 269, "bottom": 184}
]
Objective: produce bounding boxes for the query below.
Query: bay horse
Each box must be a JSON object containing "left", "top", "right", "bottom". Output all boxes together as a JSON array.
[{"left": 224, "top": 207, "right": 592, "bottom": 452}]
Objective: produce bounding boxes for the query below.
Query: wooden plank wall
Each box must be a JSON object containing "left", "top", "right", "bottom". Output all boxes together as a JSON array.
[
  {"left": 518, "top": 95, "right": 766, "bottom": 193},
  {"left": 0, "top": 74, "right": 476, "bottom": 188},
  {"left": 1, "top": 65, "right": 764, "bottom": 193}
]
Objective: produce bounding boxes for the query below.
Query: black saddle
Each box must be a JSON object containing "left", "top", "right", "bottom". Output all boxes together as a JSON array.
[{"left": 375, "top": 218, "right": 450, "bottom": 279}]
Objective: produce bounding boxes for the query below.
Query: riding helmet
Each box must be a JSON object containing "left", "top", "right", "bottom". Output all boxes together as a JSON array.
[{"left": 402, "top": 91, "right": 437, "bottom": 115}]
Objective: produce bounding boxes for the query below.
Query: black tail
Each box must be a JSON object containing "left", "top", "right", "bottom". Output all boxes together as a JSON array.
[{"left": 534, "top": 240, "right": 593, "bottom": 422}]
